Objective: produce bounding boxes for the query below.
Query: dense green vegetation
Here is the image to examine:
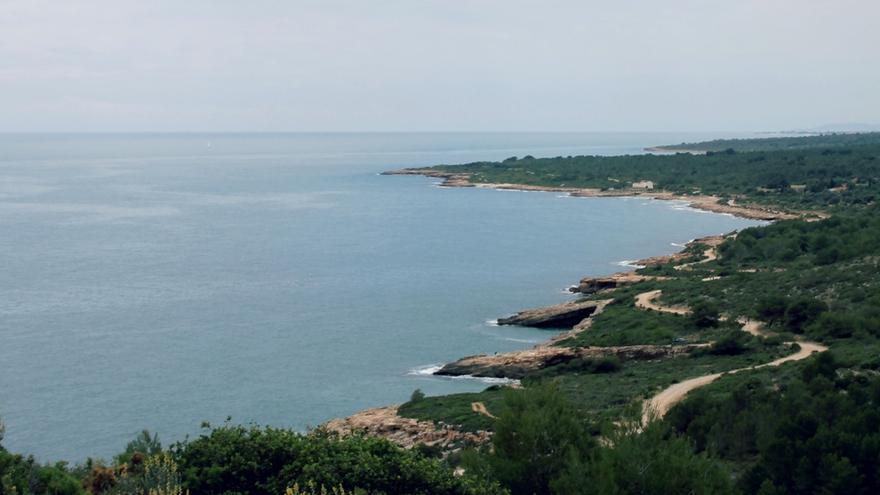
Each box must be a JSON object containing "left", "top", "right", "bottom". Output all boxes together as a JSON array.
[
  {"left": 461, "top": 385, "right": 735, "bottom": 495},
  {"left": 5, "top": 132, "right": 880, "bottom": 494},
  {"left": 665, "top": 351, "right": 880, "bottom": 494},
  {"left": 657, "top": 132, "right": 880, "bottom": 152},
  {"left": 0, "top": 422, "right": 504, "bottom": 495},
  {"left": 428, "top": 132, "right": 880, "bottom": 210},
  {"left": 172, "top": 425, "right": 502, "bottom": 495}
]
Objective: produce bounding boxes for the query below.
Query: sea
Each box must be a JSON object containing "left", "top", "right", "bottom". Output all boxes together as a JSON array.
[{"left": 0, "top": 132, "right": 763, "bottom": 461}]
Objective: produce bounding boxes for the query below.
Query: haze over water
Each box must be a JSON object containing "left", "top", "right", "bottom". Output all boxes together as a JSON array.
[{"left": 0, "top": 132, "right": 762, "bottom": 461}]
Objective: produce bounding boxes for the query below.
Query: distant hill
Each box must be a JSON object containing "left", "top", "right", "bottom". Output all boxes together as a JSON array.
[
  {"left": 653, "top": 131, "right": 880, "bottom": 152},
  {"left": 805, "top": 123, "right": 880, "bottom": 133}
]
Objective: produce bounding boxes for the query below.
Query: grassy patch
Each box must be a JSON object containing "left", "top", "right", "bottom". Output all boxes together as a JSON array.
[{"left": 397, "top": 389, "right": 504, "bottom": 432}]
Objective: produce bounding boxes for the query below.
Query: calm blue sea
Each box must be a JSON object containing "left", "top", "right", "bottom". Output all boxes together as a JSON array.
[{"left": 0, "top": 132, "right": 762, "bottom": 461}]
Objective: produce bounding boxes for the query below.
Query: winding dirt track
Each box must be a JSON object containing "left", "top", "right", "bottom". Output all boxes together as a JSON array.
[
  {"left": 673, "top": 246, "right": 717, "bottom": 271},
  {"left": 637, "top": 290, "right": 828, "bottom": 425},
  {"left": 634, "top": 289, "right": 690, "bottom": 315}
]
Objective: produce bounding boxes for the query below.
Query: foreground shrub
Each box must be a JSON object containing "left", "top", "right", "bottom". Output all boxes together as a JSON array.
[
  {"left": 552, "top": 424, "right": 736, "bottom": 495},
  {"left": 479, "top": 384, "right": 594, "bottom": 495},
  {"left": 107, "top": 453, "right": 184, "bottom": 495},
  {"left": 0, "top": 452, "right": 83, "bottom": 495},
  {"left": 171, "top": 425, "right": 503, "bottom": 495}
]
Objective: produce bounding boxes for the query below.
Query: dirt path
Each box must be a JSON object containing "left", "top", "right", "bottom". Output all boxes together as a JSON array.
[
  {"left": 636, "top": 292, "right": 829, "bottom": 425},
  {"left": 634, "top": 289, "right": 690, "bottom": 315},
  {"left": 674, "top": 245, "right": 718, "bottom": 271},
  {"left": 471, "top": 401, "right": 497, "bottom": 419},
  {"left": 641, "top": 340, "right": 827, "bottom": 424}
]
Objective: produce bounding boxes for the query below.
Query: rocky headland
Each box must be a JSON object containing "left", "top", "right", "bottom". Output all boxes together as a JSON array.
[
  {"left": 434, "top": 343, "right": 705, "bottom": 379},
  {"left": 323, "top": 405, "right": 490, "bottom": 449},
  {"left": 496, "top": 299, "right": 604, "bottom": 328}
]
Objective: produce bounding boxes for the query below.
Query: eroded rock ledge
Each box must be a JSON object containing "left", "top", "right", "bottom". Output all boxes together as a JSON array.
[
  {"left": 571, "top": 272, "right": 666, "bottom": 294},
  {"left": 322, "top": 405, "right": 490, "bottom": 449},
  {"left": 435, "top": 344, "right": 703, "bottom": 379},
  {"left": 497, "top": 299, "right": 603, "bottom": 328}
]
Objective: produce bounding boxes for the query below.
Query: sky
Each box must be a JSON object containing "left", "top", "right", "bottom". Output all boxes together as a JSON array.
[{"left": 0, "top": 0, "right": 877, "bottom": 132}]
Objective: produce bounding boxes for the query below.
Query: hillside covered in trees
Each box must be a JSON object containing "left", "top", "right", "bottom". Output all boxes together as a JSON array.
[
  {"left": 657, "top": 132, "right": 880, "bottom": 152},
  {"left": 429, "top": 132, "right": 880, "bottom": 211}
]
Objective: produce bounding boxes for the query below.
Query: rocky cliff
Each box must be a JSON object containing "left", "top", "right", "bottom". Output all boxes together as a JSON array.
[
  {"left": 496, "top": 299, "right": 603, "bottom": 328},
  {"left": 435, "top": 344, "right": 704, "bottom": 379}
]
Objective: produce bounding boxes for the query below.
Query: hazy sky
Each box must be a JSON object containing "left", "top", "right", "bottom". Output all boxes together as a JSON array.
[{"left": 1, "top": 0, "right": 877, "bottom": 132}]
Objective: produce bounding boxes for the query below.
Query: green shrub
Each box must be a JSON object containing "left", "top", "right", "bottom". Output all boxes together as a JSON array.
[
  {"left": 108, "top": 453, "right": 184, "bottom": 495},
  {"left": 552, "top": 424, "right": 736, "bottom": 495},
  {"left": 709, "top": 331, "right": 750, "bottom": 356},
  {"left": 481, "top": 384, "right": 594, "bottom": 495},
  {"left": 0, "top": 450, "right": 84, "bottom": 495},
  {"left": 172, "top": 424, "right": 503, "bottom": 495},
  {"left": 691, "top": 300, "right": 721, "bottom": 328},
  {"left": 410, "top": 389, "right": 426, "bottom": 403},
  {"left": 114, "top": 430, "right": 162, "bottom": 466},
  {"left": 784, "top": 298, "right": 828, "bottom": 333}
]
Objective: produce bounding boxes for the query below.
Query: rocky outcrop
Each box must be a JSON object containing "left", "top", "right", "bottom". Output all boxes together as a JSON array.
[
  {"left": 322, "top": 405, "right": 490, "bottom": 449},
  {"left": 635, "top": 234, "right": 728, "bottom": 267},
  {"left": 381, "top": 168, "right": 474, "bottom": 187},
  {"left": 497, "top": 299, "right": 602, "bottom": 328},
  {"left": 571, "top": 272, "right": 667, "bottom": 294},
  {"left": 435, "top": 344, "right": 704, "bottom": 379}
]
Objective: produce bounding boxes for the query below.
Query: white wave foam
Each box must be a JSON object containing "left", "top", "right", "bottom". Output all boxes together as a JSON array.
[
  {"left": 408, "top": 364, "right": 521, "bottom": 386},
  {"left": 485, "top": 319, "right": 499, "bottom": 327},
  {"left": 502, "top": 337, "right": 543, "bottom": 344},
  {"left": 447, "top": 375, "right": 521, "bottom": 386},
  {"left": 615, "top": 260, "right": 646, "bottom": 269},
  {"left": 408, "top": 364, "right": 443, "bottom": 376}
]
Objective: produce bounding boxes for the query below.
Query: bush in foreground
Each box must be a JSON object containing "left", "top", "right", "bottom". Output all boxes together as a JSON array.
[{"left": 171, "top": 425, "right": 503, "bottom": 495}]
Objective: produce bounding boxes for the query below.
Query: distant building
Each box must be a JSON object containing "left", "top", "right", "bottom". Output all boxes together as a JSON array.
[{"left": 632, "top": 180, "right": 654, "bottom": 190}]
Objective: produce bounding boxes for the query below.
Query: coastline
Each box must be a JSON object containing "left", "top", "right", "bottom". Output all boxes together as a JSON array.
[
  {"left": 327, "top": 167, "right": 812, "bottom": 446},
  {"left": 643, "top": 146, "right": 707, "bottom": 155},
  {"left": 381, "top": 168, "right": 802, "bottom": 221}
]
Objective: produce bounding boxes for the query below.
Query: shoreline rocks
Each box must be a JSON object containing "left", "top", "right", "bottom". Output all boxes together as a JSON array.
[
  {"left": 496, "top": 299, "right": 603, "bottom": 328},
  {"left": 435, "top": 344, "right": 705, "bottom": 379},
  {"left": 322, "top": 405, "right": 491, "bottom": 449},
  {"left": 635, "top": 234, "right": 728, "bottom": 267},
  {"left": 571, "top": 272, "right": 667, "bottom": 294}
]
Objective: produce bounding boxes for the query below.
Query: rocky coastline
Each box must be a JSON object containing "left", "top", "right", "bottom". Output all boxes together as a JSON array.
[
  {"left": 326, "top": 168, "right": 804, "bottom": 448},
  {"left": 381, "top": 168, "right": 799, "bottom": 221},
  {"left": 434, "top": 343, "right": 705, "bottom": 379},
  {"left": 323, "top": 405, "right": 491, "bottom": 449}
]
